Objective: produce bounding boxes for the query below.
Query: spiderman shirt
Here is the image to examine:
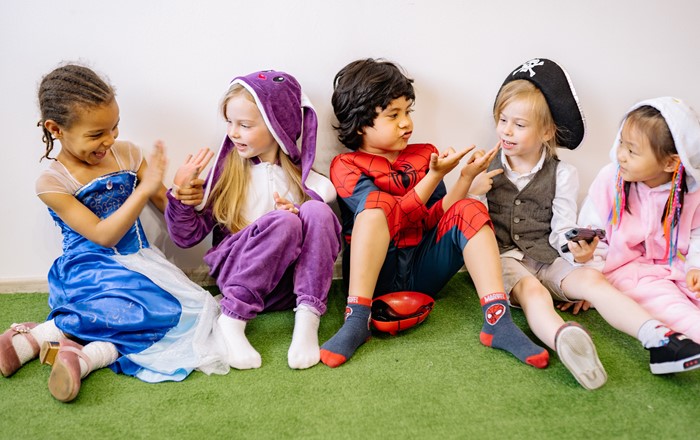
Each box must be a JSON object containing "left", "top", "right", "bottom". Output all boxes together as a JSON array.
[
  {"left": 331, "top": 144, "right": 445, "bottom": 247},
  {"left": 330, "top": 143, "right": 491, "bottom": 294}
]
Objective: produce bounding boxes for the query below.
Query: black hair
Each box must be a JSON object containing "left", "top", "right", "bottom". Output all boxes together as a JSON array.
[
  {"left": 331, "top": 58, "right": 414, "bottom": 150},
  {"left": 622, "top": 105, "right": 686, "bottom": 224},
  {"left": 37, "top": 64, "right": 115, "bottom": 160}
]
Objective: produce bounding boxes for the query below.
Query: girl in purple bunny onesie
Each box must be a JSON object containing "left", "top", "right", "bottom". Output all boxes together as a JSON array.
[
  {"left": 165, "top": 71, "right": 341, "bottom": 370},
  {"left": 579, "top": 97, "right": 700, "bottom": 344}
]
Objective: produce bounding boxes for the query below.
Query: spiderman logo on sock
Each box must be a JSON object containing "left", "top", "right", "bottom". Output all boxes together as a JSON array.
[{"left": 485, "top": 303, "right": 506, "bottom": 325}]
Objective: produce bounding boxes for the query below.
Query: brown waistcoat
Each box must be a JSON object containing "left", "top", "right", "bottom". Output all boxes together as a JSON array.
[{"left": 486, "top": 154, "right": 559, "bottom": 264}]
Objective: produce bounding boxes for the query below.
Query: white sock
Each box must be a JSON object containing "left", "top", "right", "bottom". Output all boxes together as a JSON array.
[
  {"left": 217, "top": 314, "right": 261, "bottom": 369},
  {"left": 13, "top": 320, "right": 64, "bottom": 364},
  {"left": 79, "top": 341, "right": 119, "bottom": 378},
  {"left": 637, "top": 319, "right": 671, "bottom": 348},
  {"left": 288, "top": 305, "right": 321, "bottom": 370}
]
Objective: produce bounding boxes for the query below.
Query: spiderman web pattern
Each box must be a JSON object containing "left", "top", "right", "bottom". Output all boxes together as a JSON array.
[
  {"left": 331, "top": 144, "right": 488, "bottom": 248},
  {"left": 436, "top": 198, "right": 491, "bottom": 243}
]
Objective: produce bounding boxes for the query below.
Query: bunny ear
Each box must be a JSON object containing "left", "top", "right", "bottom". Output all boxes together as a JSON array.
[
  {"left": 195, "top": 135, "right": 231, "bottom": 211},
  {"left": 299, "top": 94, "right": 321, "bottom": 201}
]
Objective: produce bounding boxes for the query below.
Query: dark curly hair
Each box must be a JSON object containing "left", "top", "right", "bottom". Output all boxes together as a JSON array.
[
  {"left": 331, "top": 58, "right": 414, "bottom": 150},
  {"left": 37, "top": 64, "right": 115, "bottom": 161}
]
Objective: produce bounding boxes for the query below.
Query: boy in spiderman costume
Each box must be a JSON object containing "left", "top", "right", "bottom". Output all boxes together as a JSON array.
[{"left": 320, "top": 58, "right": 549, "bottom": 368}]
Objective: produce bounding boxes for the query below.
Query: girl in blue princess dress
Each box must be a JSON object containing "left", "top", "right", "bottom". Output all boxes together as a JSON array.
[{"left": 0, "top": 64, "right": 229, "bottom": 402}]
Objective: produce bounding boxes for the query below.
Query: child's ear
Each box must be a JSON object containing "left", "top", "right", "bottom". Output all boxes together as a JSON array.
[
  {"left": 44, "top": 120, "right": 62, "bottom": 139},
  {"left": 542, "top": 125, "right": 556, "bottom": 143},
  {"left": 663, "top": 154, "right": 681, "bottom": 173}
]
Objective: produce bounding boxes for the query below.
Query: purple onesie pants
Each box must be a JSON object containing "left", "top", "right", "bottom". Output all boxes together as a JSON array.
[{"left": 165, "top": 194, "right": 341, "bottom": 320}]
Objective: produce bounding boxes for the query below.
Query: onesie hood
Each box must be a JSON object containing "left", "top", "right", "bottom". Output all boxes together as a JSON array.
[
  {"left": 610, "top": 97, "right": 700, "bottom": 192},
  {"left": 196, "top": 70, "right": 320, "bottom": 211}
]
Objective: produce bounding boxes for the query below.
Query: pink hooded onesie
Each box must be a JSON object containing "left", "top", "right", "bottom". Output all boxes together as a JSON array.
[{"left": 579, "top": 97, "right": 700, "bottom": 342}]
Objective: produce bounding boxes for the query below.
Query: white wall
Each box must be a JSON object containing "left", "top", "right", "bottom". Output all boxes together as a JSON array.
[{"left": 2, "top": 0, "right": 700, "bottom": 289}]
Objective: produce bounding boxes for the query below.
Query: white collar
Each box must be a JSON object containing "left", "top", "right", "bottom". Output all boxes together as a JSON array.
[{"left": 501, "top": 148, "right": 547, "bottom": 178}]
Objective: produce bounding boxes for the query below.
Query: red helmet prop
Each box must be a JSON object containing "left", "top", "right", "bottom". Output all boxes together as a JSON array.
[{"left": 371, "top": 291, "right": 435, "bottom": 335}]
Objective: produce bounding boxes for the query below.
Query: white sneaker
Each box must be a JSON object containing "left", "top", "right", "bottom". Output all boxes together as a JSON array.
[{"left": 555, "top": 322, "right": 607, "bottom": 390}]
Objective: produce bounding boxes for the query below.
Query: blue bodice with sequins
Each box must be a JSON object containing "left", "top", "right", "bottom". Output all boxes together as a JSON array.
[{"left": 48, "top": 171, "right": 150, "bottom": 256}]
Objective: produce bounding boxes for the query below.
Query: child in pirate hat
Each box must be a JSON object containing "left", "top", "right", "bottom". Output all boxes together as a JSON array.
[{"left": 469, "top": 58, "right": 700, "bottom": 389}]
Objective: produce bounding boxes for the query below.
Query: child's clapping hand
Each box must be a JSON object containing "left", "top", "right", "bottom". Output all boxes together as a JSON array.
[
  {"left": 140, "top": 141, "right": 168, "bottom": 196},
  {"left": 173, "top": 147, "right": 214, "bottom": 206},
  {"left": 173, "top": 147, "right": 214, "bottom": 189}
]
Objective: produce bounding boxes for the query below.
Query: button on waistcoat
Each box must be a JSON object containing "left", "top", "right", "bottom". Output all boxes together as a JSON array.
[{"left": 486, "top": 154, "right": 559, "bottom": 264}]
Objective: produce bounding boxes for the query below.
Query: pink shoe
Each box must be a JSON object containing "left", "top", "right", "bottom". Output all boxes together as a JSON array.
[
  {"left": 48, "top": 339, "right": 92, "bottom": 403},
  {"left": 0, "top": 323, "right": 39, "bottom": 377}
]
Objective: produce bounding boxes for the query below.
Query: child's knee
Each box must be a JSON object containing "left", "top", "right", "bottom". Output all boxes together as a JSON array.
[
  {"left": 355, "top": 208, "right": 389, "bottom": 228},
  {"left": 441, "top": 199, "right": 492, "bottom": 240},
  {"left": 266, "top": 210, "right": 303, "bottom": 239},
  {"left": 564, "top": 267, "right": 607, "bottom": 291},
  {"left": 449, "top": 198, "right": 489, "bottom": 220},
  {"left": 299, "top": 200, "right": 331, "bottom": 218},
  {"left": 575, "top": 267, "right": 604, "bottom": 280},
  {"left": 513, "top": 277, "right": 551, "bottom": 304}
]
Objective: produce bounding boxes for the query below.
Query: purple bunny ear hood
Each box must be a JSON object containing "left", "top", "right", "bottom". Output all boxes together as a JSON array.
[{"left": 196, "top": 70, "right": 321, "bottom": 211}]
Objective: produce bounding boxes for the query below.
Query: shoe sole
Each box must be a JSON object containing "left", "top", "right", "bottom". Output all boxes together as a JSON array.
[
  {"left": 650, "top": 353, "right": 700, "bottom": 374},
  {"left": 48, "top": 356, "right": 80, "bottom": 402},
  {"left": 556, "top": 325, "right": 607, "bottom": 390}
]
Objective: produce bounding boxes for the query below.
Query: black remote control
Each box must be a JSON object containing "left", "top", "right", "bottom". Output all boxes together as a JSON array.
[{"left": 560, "top": 228, "right": 605, "bottom": 253}]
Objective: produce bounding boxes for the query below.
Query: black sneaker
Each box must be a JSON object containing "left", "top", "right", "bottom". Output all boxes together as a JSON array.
[{"left": 648, "top": 333, "right": 700, "bottom": 374}]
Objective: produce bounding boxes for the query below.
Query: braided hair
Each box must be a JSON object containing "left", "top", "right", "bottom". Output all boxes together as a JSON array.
[
  {"left": 613, "top": 105, "right": 686, "bottom": 264},
  {"left": 37, "top": 64, "right": 115, "bottom": 161}
]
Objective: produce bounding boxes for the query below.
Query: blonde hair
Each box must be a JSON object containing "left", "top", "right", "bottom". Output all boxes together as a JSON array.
[
  {"left": 493, "top": 80, "right": 559, "bottom": 158},
  {"left": 209, "top": 83, "right": 310, "bottom": 233}
]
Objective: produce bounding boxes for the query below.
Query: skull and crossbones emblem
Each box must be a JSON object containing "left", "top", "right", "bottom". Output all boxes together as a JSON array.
[{"left": 513, "top": 59, "right": 544, "bottom": 77}]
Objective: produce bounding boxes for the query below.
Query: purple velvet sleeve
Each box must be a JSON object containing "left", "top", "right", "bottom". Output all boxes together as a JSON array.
[{"left": 164, "top": 190, "right": 217, "bottom": 248}]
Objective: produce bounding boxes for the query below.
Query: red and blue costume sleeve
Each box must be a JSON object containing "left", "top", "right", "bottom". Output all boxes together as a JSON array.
[{"left": 330, "top": 144, "right": 446, "bottom": 248}]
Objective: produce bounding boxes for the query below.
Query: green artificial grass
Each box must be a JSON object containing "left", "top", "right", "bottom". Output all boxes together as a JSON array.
[{"left": 1, "top": 273, "right": 698, "bottom": 439}]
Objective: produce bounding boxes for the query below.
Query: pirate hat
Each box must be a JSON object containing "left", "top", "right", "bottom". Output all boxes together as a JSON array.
[{"left": 498, "top": 58, "right": 586, "bottom": 150}]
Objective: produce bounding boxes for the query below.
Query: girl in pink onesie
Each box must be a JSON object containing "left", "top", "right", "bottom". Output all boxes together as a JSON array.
[{"left": 580, "top": 97, "right": 700, "bottom": 348}]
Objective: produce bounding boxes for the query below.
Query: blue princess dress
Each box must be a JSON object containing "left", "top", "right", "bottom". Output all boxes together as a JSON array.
[{"left": 35, "top": 141, "right": 229, "bottom": 382}]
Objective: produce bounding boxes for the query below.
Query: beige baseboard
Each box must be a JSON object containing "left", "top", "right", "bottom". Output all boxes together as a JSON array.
[
  {"left": 0, "top": 260, "right": 345, "bottom": 294},
  {"left": 0, "top": 278, "right": 50, "bottom": 294}
]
